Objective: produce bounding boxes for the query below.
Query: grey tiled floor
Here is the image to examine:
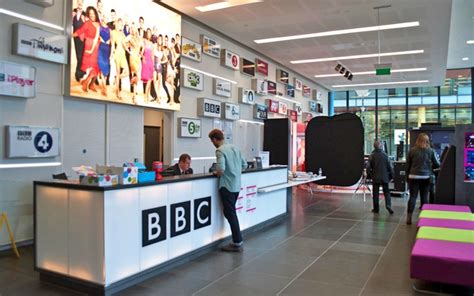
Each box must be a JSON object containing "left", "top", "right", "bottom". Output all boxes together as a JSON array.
[{"left": 0, "top": 189, "right": 467, "bottom": 295}]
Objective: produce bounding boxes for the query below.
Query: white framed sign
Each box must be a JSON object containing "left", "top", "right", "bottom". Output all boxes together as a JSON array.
[
  {"left": 213, "top": 78, "right": 232, "bottom": 98},
  {"left": 201, "top": 35, "right": 220, "bottom": 58},
  {"left": 251, "top": 78, "right": 267, "bottom": 95},
  {"left": 278, "top": 101, "right": 288, "bottom": 115},
  {"left": 197, "top": 97, "right": 221, "bottom": 118},
  {"left": 182, "top": 37, "right": 202, "bottom": 62},
  {"left": 294, "top": 103, "right": 302, "bottom": 115},
  {"left": 254, "top": 104, "right": 268, "bottom": 120},
  {"left": 238, "top": 88, "right": 255, "bottom": 105},
  {"left": 221, "top": 49, "right": 240, "bottom": 70},
  {"left": 182, "top": 68, "right": 204, "bottom": 91},
  {"left": 303, "top": 85, "right": 311, "bottom": 97},
  {"left": 178, "top": 118, "right": 201, "bottom": 138},
  {"left": 6, "top": 125, "right": 60, "bottom": 158},
  {"left": 223, "top": 103, "right": 240, "bottom": 120},
  {"left": 12, "top": 23, "right": 67, "bottom": 64},
  {"left": 313, "top": 89, "right": 323, "bottom": 101},
  {"left": 0, "top": 61, "right": 36, "bottom": 98},
  {"left": 294, "top": 78, "right": 303, "bottom": 91}
]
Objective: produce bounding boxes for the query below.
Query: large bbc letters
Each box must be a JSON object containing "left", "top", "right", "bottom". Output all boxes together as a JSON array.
[{"left": 142, "top": 197, "right": 212, "bottom": 247}]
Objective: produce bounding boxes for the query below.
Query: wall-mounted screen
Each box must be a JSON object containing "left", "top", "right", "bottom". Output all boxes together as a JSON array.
[{"left": 68, "top": 0, "right": 181, "bottom": 111}]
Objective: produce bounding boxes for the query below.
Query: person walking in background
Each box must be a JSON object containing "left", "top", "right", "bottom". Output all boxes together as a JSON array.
[
  {"left": 367, "top": 140, "right": 394, "bottom": 215},
  {"left": 97, "top": 14, "right": 111, "bottom": 96},
  {"left": 208, "top": 129, "right": 247, "bottom": 252},
  {"left": 73, "top": 6, "right": 100, "bottom": 93},
  {"left": 406, "top": 133, "right": 440, "bottom": 224}
]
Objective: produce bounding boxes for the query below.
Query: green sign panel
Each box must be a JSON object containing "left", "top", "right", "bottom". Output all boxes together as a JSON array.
[{"left": 376, "top": 68, "right": 391, "bottom": 75}]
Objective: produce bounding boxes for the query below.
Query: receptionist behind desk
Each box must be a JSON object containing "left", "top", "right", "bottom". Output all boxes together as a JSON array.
[{"left": 163, "top": 154, "right": 193, "bottom": 176}]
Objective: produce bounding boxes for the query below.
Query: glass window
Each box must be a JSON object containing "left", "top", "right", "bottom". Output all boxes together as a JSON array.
[
  {"left": 440, "top": 69, "right": 472, "bottom": 126},
  {"left": 378, "top": 89, "right": 407, "bottom": 158}
]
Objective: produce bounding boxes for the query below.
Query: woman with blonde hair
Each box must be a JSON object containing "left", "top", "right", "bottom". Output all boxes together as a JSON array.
[{"left": 405, "top": 133, "right": 440, "bottom": 224}]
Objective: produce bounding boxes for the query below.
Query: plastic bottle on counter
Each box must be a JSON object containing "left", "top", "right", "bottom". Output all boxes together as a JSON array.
[{"left": 318, "top": 168, "right": 322, "bottom": 176}]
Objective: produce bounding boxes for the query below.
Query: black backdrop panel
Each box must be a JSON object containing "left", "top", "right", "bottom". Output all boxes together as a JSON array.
[
  {"left": 306, "top": 113, "right": 364, "bottom": 186},
  {"left": 263, "top": 118, "right": 290, "bottom": 165},
  {"left": 435, "top": 146, "right": 455, "bottom": 205}
]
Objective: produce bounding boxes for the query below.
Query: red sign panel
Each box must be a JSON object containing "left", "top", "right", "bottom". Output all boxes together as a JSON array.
[
  {"left": 255, "top": 58, "right": 268, "bottom": 76},
  {"left": 303, "top": 85, "right": 311, "bottom": 97},
  {"left": 288, "top": 110, "right": 298, "bottom": 122},
  {"left": 267, "top": 99, "right": 279, "bottom": 113}
]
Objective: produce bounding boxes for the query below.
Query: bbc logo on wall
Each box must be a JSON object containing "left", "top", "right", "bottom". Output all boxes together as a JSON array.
[
  {"left": 178, "top": 117, "right": 201, "bottom": 138},
  {"left": 255, "top": 58, "right": 268, "bottom": 76},
  {"left": 254, "top": 103, "right": 268, "bottom": 120},
  {"left": 221, "top": 49, "right": 240, "bottom": 70},
  {"left": 241, "top": 58, "right": 255, "bottom": 77},
  {"left": 213, "top": 78, "right": 232, "bottom": 98},
  {"left": 251, "top": 78, "right": 267, "bottom": 95},
  {"left": 197, "top": 97, "right": 221, "bottom": 118},
  {"left": 276, "top": 69, "right": 289, "bottom": 84},
  {"left": 267, "top": 80, "right": 277, "bottom": 95},
  {"left": 223, "top": 102, "right": 240, "bottom": 121},
  {"left": 201, "top": 35, "right": 220, "bottom": 58},
  {"left": 6, "top": 125, "right": 60, "bottom": 158},
  {"left": 142, "top": 196, "right": 211, "bottom": 247}
]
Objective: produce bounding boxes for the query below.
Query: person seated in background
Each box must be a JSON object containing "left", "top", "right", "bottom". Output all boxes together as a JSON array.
[
  {"left": 163, "top": 153, "right": 193, "bottom": 176},
  {"left": 367, "top": 140, "right": 394, "bottom": 215}
]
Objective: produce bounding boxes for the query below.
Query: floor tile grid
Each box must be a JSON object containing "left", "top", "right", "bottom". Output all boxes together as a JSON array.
[
  {"left": 357, "top": 213, "right": 406, "bottom": 296},
  {"left": 275, "top": 218, "right": 365, "bottom": 295},
  {"left": 190, "top": 199, "right": 345, "bottom": 296}
]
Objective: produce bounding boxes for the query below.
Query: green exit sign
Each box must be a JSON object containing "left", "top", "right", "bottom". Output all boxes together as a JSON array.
[{"left": 376, "top": 68, "right": 391, "bottom": 75}]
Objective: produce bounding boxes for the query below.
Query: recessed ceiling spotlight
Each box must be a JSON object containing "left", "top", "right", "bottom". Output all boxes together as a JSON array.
[{"left": 462, "top": 57, "right": 470, "bottom": 61}]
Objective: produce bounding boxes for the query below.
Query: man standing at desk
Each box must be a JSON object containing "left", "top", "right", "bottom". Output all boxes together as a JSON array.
[
  {"left": 163, "top": 154, "right": 193, "bottom": 176},
  {"left": 208, "top": 129, "right": 246, "bottom": 252}
]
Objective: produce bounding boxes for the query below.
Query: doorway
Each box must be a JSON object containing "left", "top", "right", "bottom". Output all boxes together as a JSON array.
[{"left": 144, "top": 126, "right": 161, "bottom": 170}]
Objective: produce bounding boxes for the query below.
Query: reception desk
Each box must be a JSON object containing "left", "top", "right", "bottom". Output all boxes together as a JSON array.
[{"left": 34, "top": 166, "right": 291, "bottom": 295}]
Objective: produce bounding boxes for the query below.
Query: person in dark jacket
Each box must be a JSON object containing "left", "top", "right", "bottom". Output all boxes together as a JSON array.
[
  {"left": 405, "top": 133, "right": 440, "bottom": 224},
  {"left": 162, "top": 154, "right": 193, "bottom": 176},
  {"left": 367, "top": 140, "right": 394, "bottom": 214}
]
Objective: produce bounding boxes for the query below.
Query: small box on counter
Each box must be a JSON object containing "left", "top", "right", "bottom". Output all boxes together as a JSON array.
[
  {"left": 80, "top": 174, "right": 119, "bottom": 186},
  {"left": 96, "top": 165, "right": 138, "bottom": 185},
  {"left": 138, "top": 171, "right": 156, "bottom": 183}
]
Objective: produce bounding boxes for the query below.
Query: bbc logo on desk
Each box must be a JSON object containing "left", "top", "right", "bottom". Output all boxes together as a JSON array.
[{"left": 142, "top": 196, "right": 211, "bottom": 247}]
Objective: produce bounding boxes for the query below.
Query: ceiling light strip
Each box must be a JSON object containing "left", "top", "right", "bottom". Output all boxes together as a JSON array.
[
  {"left": 196, "top": 0, "right": 263, "bottom": 12},
  {"left": 291, "top": 50, "right": 424, "bottom": 64},
  {"left": 0, "top": 8, "right": 64, "bottom": 31},
  {"left": 181, "top": 65, "right": 237, "bottom": 84},
  {"left": 315, "top": 67, "right": 427, "bottom": 78},
  {"left": 332, "top": 80, "right": 429, "bottom": 88},
  {"left": 467, "top": 40, "right": 474, "bottom": 44},
  {"left": 0, "top": 162, "right": 62, "bottom": 169},
  {"left": 254, "top": 21, "right": 420, "bottom": 44}
]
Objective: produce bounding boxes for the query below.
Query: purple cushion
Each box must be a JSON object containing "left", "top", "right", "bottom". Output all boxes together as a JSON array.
[
  {"left": 417, "top": 218, "right": 474, "bottom": 230},
  {"left": 421, "top": 204, "right": 471, "bottom": 213},
  {"left": 411, "top": 239, "right": 474, "bottom": 287}
]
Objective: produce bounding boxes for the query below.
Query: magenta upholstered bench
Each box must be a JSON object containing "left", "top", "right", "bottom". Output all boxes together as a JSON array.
[
  {"left": 411, "top": 238, "right": 474, "bottom": 287},
  {"left": 421, "top": 204, "right": 472, "bottom": 213},
  {"left": 417, "top": 218, "right": 474, "bottom": 230}
]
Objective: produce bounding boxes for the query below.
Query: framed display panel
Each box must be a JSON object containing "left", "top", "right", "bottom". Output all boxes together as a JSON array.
[
  {"left": 254, "top": 104, "right": 268, "bottom": 120},
  {"left": 241, "top": 58, "right": 255, "bottom": 76},
  {"left": 238, "top": 88, "right": 256, "bottom": 105},
  {"left": 286, "top": 84, "right": 295, "bottom": 97},
  {"left": 309, "top": 101, "right": 317, "bottom": 112},
  {"left": 317, "top": 103, "right": 323, "bottom": 114},
  {"left": 181, "top": 37, "right": 202, "bottom": 62},
  {"left": 221, "top": 49, "right": 240, "bottom": 70},
  {"left": 266, "top": 99, "right": 279, "bottom": 113},
  {"left": 267, "top": 80, "right": 277, "bottom": 95},
  {"left": 294, "top": 78, "right": 302, "bottom": 91},
  {"left": 182, "top": 68, "right": 204, "bottom": 91},
  {"left": 302, "top": 112, "right": 313, "bottom": 122},
  {"left": 67, "top": 0, "right": 181, "bottom": 111},
  {"left": 223, "top": 103, "right": 240, "bottom": 121},
  {"left": 294, "top": 103, "right": 302, "bottom": 115},
  {"left": 178, "top": 118, "right": 201, "bottom": 138},
  {"left": 465, "top": 132, "right": 474, "bottom": 182},
  {"left": 197, "top": 98, "right": 221, "bottom": 118},
  {"left": 6, "top": 125, "right": 60, "bottom": 158},
  {"left": 201, "top": 35, "right": 220, "bottom": 58},
  {"left": 255, "top": 58, "right": 268, "bottom": 76},
  {"left": 303, "top": 85, "right": 311, "bottom": 97},
  {"left": 276, "top": 69, "right": 289, "bottom": 84},
  {"left": 288, "top": 110, "right": 298, "bottom": 122},
  {"left": 251, "top": 78, "right": 267, "bottom": 95},
  {"left": 313, "top": 89, "right": 322, "bottom": 101},
  {"left": 12, "top": 23, "right": 67, "bottom": 64},
  {"left": 213, "top": 78, "right": 232, "bottom": 98},
  {"left": 0, "top": 61, "right": 36, "bottom": 98},
  {"left": 278, "top": 101, "right": 288, "bottom": 115}
]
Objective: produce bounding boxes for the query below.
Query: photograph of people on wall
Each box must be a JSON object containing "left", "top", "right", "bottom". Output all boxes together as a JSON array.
[{"left": 70, "top": 0, "right": 181, "bottom": 110}]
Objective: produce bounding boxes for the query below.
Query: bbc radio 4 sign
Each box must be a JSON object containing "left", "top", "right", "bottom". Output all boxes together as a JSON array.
[{"left": 6, "top": 125, "right": 60, "bottom": 158}]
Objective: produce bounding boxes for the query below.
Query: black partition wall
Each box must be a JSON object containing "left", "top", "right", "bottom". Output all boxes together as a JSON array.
[{"left": 263, "top": 118, "right": 291, "bottom": 166}]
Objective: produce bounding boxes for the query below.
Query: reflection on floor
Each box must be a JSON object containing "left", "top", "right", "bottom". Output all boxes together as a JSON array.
[{"left": 0, "top": 189, "right": 471, "bottom": 295}]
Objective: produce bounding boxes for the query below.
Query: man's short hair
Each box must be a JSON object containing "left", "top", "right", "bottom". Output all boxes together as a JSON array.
[
  {"left": 179, "top": 153, "right": 191, "bottom": 163},
  {"left": 208, "top": 129, "right": 224, "bottom": 141}
]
